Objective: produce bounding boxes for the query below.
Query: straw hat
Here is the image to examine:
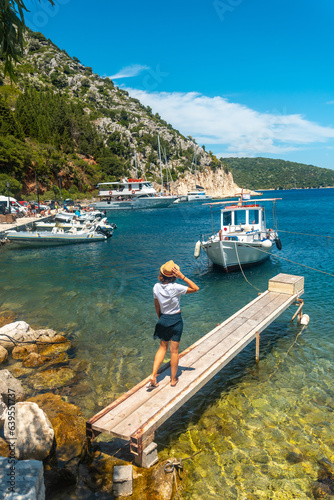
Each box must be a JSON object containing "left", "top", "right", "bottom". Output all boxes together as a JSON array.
[{"left": 160, "top": 260, "right": 179, "bottom": 277}]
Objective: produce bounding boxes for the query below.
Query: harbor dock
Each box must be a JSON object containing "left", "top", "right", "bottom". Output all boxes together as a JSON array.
[
  {"left": 0, "top": 214, "right": 54, "bottom": 241},
  {"left": 86, "top": 273, "right": 305, "bottom": 468}
]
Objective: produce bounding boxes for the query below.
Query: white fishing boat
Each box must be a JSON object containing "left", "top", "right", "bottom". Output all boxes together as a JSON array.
[
  {"left": 194, "top": 194, "right": 282, "bottom": 271},
  {"left": 6, "top": 220, "right": 113, "bottom": 247}
]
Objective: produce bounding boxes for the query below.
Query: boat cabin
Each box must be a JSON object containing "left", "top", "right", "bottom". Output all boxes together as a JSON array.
[
  {"left": 221, "top": 204, "right": 266, "bottom": 234},
  {"left": 97, "top": 179, "right": 156, "bottom": 198}
]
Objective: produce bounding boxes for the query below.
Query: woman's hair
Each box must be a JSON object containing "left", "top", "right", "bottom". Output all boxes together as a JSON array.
[{"left": 158, "top": 272, "right": 176, "bottom": 284}]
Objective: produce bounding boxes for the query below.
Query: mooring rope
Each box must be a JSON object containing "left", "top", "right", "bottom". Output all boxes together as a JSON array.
[
  {"left": 234, "top": 241, "right": 262, "bottom": 292},
  {"left": 277, "top": 229, "right": 334, "bottom": 240}
]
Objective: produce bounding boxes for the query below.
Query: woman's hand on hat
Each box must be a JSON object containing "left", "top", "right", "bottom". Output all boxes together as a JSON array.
[{"left": 172, "top": 266, "right": 182, "bottom": 278}]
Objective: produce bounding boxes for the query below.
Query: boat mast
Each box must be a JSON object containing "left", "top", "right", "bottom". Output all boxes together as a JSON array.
[
  {"left": 134, "top": 151, "right": 138, "bottom": 178},
  {"left": 158, "top": 134, "right": 163, "bottom": 194}
]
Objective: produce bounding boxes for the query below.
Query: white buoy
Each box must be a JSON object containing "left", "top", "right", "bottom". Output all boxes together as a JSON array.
[
  {"left": 300, "top": 314, "right": 310, "bottom": 326},
  {"left": 194, "top": 241, "right": 201, "bottom": 259},
  {"left": 262, "top": 239, "right": 272, "bottom": 249}
]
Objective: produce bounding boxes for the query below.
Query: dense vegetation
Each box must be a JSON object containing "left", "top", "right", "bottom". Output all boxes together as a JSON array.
[{"left": 221, "top": 157, "right": 334, "bottom": 190}]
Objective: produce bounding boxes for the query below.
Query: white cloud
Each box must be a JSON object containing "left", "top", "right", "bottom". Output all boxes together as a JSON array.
[
  {"left": 109, "top": 65, "right": 149, "bottom": 79},
  {"left": 125, "top": 89, "right": 334, "bottom": 156}
]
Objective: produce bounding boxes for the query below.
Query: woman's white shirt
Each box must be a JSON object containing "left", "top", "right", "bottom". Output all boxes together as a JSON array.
[{"left": 153, "top": 282, "right": 188, "bottom": 315}]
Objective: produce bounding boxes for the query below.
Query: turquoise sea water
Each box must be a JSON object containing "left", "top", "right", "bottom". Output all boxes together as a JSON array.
[{"left": 1, "top": 188, "right": 334, "bottom": 498}]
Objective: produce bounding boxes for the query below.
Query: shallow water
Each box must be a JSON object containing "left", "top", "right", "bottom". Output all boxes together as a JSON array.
[{"left": 1, "top": 189, "right": 334, "bottom": 498}]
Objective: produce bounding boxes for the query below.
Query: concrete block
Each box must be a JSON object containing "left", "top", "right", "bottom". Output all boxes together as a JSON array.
[
  {"left": 0, "top": 457, "right": 45, "bottom": 499},
  {"left": 113, "top": 465, "right": 133, "bottom": 497},
  {"left": 134, "top": 441, "right": 158, "bottom": 469}
]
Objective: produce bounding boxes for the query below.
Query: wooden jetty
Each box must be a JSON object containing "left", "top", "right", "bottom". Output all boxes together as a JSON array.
[{"left": 86, "top": 274, "right": 305, "bottom": 467}]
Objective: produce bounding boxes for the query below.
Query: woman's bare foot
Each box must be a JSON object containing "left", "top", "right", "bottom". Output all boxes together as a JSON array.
[
  {"left": 146, "top": 376, "right": 159, "bottom": 388},
  {"left": 170, "top": 378, "right": 179, "bottom": 387}
]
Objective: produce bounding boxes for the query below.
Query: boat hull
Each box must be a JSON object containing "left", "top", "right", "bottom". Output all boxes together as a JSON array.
[
  {"left": 6, "top": 231, "right": 108, "bottom": 246},
  {"left": 94, "top": 196, "right": 176, "bottom": 210},
  {"left": 202, "top": 239, "right": 270, "bottom": 271}
]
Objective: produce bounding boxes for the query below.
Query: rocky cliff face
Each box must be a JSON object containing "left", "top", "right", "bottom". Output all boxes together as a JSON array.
[{"left": 167, "top": 169, "right": 240, "bottom": 197}]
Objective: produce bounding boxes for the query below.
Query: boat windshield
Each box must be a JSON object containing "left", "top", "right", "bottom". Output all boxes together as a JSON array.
[
  {"left": 223, "top": 211, "right": 232, "bottom": 225},
  {"left": 235, "top": 209, "right": 246, "bottom": 225},
  {"left": 248, "top": 209, "right": 259, "bottom": 224}
]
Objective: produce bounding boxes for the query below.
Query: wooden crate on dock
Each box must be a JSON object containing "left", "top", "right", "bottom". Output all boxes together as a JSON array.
[{"left": 268, "top": 273, "right": 304, "bottom": 295}]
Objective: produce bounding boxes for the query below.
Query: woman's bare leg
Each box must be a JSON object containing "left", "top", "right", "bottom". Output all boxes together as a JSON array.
[
  {"left": 170, "top": 341, "right": 180, "bottom": 386},
  {"left": 150, "top": 340, "right": 169, "bottom": 386}
]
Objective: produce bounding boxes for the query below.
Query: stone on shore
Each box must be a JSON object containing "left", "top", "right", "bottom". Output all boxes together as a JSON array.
[
  {"left": 0, "top": 370, "right": 26, "bottom": 404},
  {"left": 28, "top": 393, "right": 86, "bottom": 462},
  {"left": 0, "top": 457, "right": 45, "bottom": 500},
  {"left": 0, "top": 321, "right": 67, "bottom": 351},
  {"left": 0, "top": 346, "right": 8, "bottom": 364},
  {"left": 4, "top": 402, "right": 54, "bottom": 460},
  {"left": 0, "top": 321, "right": 30, "bottom": 350}
]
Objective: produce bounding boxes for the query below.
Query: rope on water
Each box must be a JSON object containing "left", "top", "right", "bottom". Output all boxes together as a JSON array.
[
  {"left": 277, "top": 229, "right": 334, "bottom": 240},
  {"left": 266, "top": 324, "right": 307, "bottom": 382},
  {"left": 234, "top": 241, "right": 262, "bottom": 292}
]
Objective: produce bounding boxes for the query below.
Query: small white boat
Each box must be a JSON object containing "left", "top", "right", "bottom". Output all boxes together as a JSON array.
[
  {"left": 6, "top": 220, "right": 113, "bottom": 247},
  {"left": 187, "top": 190, "right": 212, "bottom": 202},
  {"left": 34, "top": 217, "right": 116, "bottom": 233},
  {"left": 54, "top": 210, "right": 106, "bottom": 223},
  {"left": 195, "top": 194, "right": 282, "bottom": 272}
]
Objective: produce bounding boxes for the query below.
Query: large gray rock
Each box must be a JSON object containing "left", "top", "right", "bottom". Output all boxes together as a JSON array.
[
  {"left": 0, "top": 322, "right": 65, "bottom": 351},
  {"left": 0, "top": 395, "right": 7, "bottom": 429},
  {"left": 4, "top": 402, "right": 54, "bottom": 460},
  {"left": 0, "top": 346, "right": 8, "bottom": 364},
  {"left": 0, "top": 370, "right": 26, "bottom": 404},
  {"left": 0, "top": 321, "right": 30, "bottom": 350},
  {"left": 0, "top": 457, "right": 45, "bottom": 499}
]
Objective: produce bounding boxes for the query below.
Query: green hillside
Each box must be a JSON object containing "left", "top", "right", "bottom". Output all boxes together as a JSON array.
[
  {"left": 221, "top": 157, "right": 334, "bottom": 190},
  {"left": 0, "top": 29, "right": 222, "bottom": 200}
]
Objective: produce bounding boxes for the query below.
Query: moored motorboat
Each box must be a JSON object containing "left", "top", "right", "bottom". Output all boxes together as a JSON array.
[
  {"left": 195, "top": 194, "right": 282, "bottom": 271},
  {"left": 6, "top": 220, "right": 114, "bottom": 247},
  {"left": 34, "top": 217, "right": 116, "bottom": 233},
  {"left": 93, "top": 179, "right": 177, "bottom": 210}
]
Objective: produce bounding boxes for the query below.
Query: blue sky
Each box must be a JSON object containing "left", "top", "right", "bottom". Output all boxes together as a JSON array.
[{"left": 26, "top": 0, "right": 334, "bottom": 169}]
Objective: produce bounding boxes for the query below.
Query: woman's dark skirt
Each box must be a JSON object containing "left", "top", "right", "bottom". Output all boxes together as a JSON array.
[{"left": 154, "top": 312, "right": 183, "bottom": 342}]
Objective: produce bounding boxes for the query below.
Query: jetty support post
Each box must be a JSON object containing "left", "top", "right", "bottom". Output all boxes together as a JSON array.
[
  {"left": 255, "top": 331, "right": 260, "bottom": 364},
  {"left": 291, "top": 298, "right": 304, "bottom": 324},
  {"left": 130, "top": 431, "right": 158, "bottom": 469}
]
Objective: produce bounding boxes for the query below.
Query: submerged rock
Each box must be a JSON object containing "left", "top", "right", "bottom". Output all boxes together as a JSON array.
[
  {"left": 28, "top": 393, "right": 86, "bottom": 462},
  {"left": 0, "top": 311, "right": 16, "bottom": 329},
  {"left": 22, "top": 352, "right": 52, "bottom": 368},
  {"left": 0, "top": 437, "right": 8, "bottom": 457},
  {"left": 12, "top": 344, "right": 38, "bottom": 359},
  {"left": 0, "top": 369, "right": 26, "bottom": 404},
  {"left": 4, "top": 401, "right": 54, "bottom": 460},
  {"left": 30, "top": 367, "right": 76, "bottom": 390},
  {"left": 0, "top": 346, "right": 8, "bottom": 364}
]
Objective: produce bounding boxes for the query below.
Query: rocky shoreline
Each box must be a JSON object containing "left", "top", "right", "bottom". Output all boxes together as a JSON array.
[{"left": 0, "top": 313, "right": 182, "bottom": 499}]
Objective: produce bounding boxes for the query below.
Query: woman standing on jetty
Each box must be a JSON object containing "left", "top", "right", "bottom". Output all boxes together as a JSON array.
[{"left": 148, "top": 260, "right": 199, "bottom": 388}]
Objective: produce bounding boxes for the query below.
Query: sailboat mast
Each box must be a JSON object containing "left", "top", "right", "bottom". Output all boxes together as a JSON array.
[
  {"left": 158, "top": 134, "right": 163, "bottom": 194},
  {"left": 134, "top": 152, "right": 138, "bottom": 178}
]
